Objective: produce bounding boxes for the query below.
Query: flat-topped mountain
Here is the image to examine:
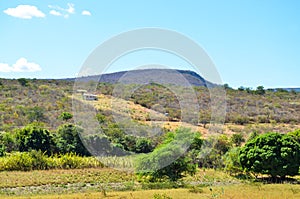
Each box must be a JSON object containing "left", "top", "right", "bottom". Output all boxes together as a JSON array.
[{"left": 66, "top": 69, "right": 216, "bottom": 87}]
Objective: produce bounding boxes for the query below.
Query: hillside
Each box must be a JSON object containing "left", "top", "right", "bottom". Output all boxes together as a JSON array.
[{"left": 1, "top": 70, "right": 300, "bottom": 133}]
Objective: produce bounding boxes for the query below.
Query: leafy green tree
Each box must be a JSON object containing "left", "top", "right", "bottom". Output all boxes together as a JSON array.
[
  {"left": 136, "top": 128, "right": 197, "bottom": 181},
  {"left": 238, "top": 86, "right": 245, "bottom": 91},
  {"left": 239, "top": 132, "right": 300, "bottom": 179},
  {"left": 55, "top": 124, "right": 90, "bottom": 156},
  {"left": 245, "top": 87, "right": 252, "bottom": 94},
  {"left": 223, "top": 83, "right": 231, "bottom": 90},
  {"left": 255, "top": 86, "right": 265, "bottom": 95},
  {"left": 15, "top": 123, "right": 55, "bottom": 155},
  {"left": 135, "top": 138, "right": 154, "bottom": 153},
  {"left": 59, "top": 112, "right": 73, "bottom": 121},
  {"left": 17, "top": 78, "right": 29, "bottom": 87},
  {"left": 0, "top": 131, "right": 17, "bottom": 154}
]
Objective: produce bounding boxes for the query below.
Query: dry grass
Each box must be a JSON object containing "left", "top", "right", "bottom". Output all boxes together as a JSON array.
[
  {"left": 78, "top": 93, "right": 300, "bottom": 139},
  {"left": 0, "top": 168, "right": 134, "bottom": 188},
  {"left": 3, "top": 184, "right": 300, "bottom": 199}
]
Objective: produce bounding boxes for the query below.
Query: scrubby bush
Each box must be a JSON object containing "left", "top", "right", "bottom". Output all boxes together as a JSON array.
[
  {"left": 197, "top": 135, "right": 232, "bottom": 169},
  {"left": 58, "top": 112, "right": 73, "bottom": 121},
  {"left": 231, "top": 133, "right": 245, "bottom": 146},
  {"left": 223, "top": 147, "right": 243, "bottom": 175}
]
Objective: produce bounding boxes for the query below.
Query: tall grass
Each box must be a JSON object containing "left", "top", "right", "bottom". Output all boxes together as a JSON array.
[{"left": 0, "top": 151, "right": 103, "bottom": 171}]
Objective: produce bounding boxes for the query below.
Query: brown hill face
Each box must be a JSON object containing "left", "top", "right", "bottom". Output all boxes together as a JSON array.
[{"left": 69, "top": 69, "right": 216, "bottom": 87}]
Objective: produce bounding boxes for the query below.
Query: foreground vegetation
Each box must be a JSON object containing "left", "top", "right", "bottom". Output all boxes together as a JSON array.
[
  {"left": 0, "top": 167, "right": 299, "bottom": 198},
  {"left": 4, "top": 185, "right": 298, "bottom": 199}
]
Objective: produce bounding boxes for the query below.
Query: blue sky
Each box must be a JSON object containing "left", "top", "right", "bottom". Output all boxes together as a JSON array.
[{"left": 0, "top": 0, "right": 300, "bottom": 88}]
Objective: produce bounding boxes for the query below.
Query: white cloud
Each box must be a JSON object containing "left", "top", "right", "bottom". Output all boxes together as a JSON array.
[
  {"left": 0, "top": 58, "right": 41, "bottom": 72},
  {"left": 82, "top": 10, "right": 91, "bottom": 16},
  {"left": 67, "top": 3, "right": 75, "bottom": 14},
  {"left": 3, "top": 5, "right": 45, "bottom": 19},
  {"left": 48, "top": 3, "right": 75, "bottom": 18},
  {"left": 49, "top": 10, "right": 62, "bottom": 16}
]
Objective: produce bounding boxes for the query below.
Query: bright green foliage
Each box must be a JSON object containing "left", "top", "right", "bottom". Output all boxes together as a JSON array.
[
  {"left": 0, "top": 151, "right": 103, "bottom": 171},
  {"left": 59, "top": 112, "right": 73, "bottom": 121},
  {"left": 223, "top": 147, "right": 243, "bottom": 175},
  {"left": 239, "top": 132, "right": 300, "bottom": 178},
  {"left": 15, "top": 123, "right": 54, "bottom": 155},
  {"left": 288, "top": 129, "right": 300, "bottom": 144},
  {"left": 55, "top": 124, "right": 90, "bottom": 156},
  {"left": 135, "top": 128, "right": 197, "bottom": 181}
]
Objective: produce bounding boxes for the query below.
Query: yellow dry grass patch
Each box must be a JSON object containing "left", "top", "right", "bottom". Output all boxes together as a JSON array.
[{"left": 5, "top": 184, "right": 300, "bottom": 199}]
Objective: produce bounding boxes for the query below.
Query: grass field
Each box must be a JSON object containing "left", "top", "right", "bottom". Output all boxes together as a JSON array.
[
  {"left": 3, "top": 184, "right": 300, "bottom": 199},
  {"left": 0, "top": 168, "right": 299, "bottom": 198}
]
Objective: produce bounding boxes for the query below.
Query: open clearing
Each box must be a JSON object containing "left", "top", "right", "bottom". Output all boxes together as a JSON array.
[
  {"left": 0, "top": 168, "right": 299, "bottom": 199},
  {"left": 3, "top": 184, "right": 300, "bottom": 199}
]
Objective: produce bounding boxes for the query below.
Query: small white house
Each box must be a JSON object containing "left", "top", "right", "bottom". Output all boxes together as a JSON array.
[{"left": 83, "top": 93, "right": 98, "bottom": 101}]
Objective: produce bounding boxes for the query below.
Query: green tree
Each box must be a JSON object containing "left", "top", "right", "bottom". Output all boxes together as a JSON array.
[
  {"left": 15, "top": 123, "right": 55, "bottom": 155},
  {"left": 135, "top": 128, "right": 197, "bottom": 181},
  {"left": 0, "top": 131, "right": 17, "bottom": 155},
  {"left": 55, "top": 124, "right": 90, "bottom": 156},
  {"left": 239, "top": 132, "right": 300, "bottom": 179},
  {"left": 17, "top": 78, "right": 29, "bottom": 87},
  {"left": 135, "top": 138, "right": 154, "bottom": 153},
  {"left": 255, "top": 86, "right": 265, "bottom": 95},
  {"left": 59, "top": 112, "right": 73, "bottom": 121}
]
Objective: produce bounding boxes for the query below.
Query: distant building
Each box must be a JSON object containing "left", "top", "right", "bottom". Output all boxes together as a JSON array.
[{"left": 83, "top": 93, "right": 98, "bottom": 101}]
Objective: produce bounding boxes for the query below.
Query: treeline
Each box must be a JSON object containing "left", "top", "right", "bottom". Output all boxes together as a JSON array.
[
  {"left": 1, "top": 116, "right": 299, "bottom": 182},
  {"left": 135, "top": 128, "right": 300, "bottom": 182}
]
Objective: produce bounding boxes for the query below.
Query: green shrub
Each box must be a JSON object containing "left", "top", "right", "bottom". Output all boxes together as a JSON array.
[
  {"left": 136, "top": 128, "right": 197, "bottom": 182},
  {"left": 58, "top": 112, "right": 73, "bottom": 121},
  {"left": 55, "top": 124, "right": 90, "bottom": 156},
  {"left": 239, "top": 132, "right": 300, "bottom": 179},
  {"left": 0, "top": 151, "right": 103, "bottom": 171},
  {"left": 15, "top": 123, "right": 55, "bottom": 155},
  {"left": 153, "top": 193, "right": 173, "bottom": 199},
  {"left": 223, "top": 147, "right": 243, "bottom": 175}
]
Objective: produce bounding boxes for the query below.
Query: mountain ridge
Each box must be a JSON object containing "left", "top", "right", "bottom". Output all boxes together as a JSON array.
[{"left": 65, "top": 69, "right": 216, "bottom": 87}]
